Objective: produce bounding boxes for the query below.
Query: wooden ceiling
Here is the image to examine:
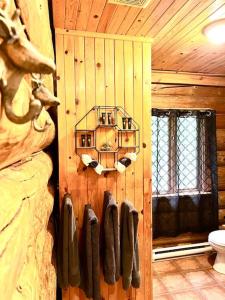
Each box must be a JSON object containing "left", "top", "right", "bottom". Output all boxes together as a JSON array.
[{"left": 52, "top": 0, "right": 225, "bottom": 75}]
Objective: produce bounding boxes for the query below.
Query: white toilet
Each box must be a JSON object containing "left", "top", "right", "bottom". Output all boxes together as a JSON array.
[{"left": 208, "top": 230, "right": 225, "bottom": 274}]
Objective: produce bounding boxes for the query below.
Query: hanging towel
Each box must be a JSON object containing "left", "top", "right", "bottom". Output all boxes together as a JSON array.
[
  {"left": 102, "top": 191, "right": 120, "bottom": 284},
  {"left": 80, "top": 204, "right": 101, "bottom": 300},
  {"left": 57, "top": 194, "right": 80, "bottom": 288},
  {"left": 120, "top": 201, "right": 140, "bottom": 290}
]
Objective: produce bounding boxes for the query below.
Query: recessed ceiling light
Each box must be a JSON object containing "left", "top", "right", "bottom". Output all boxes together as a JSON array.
[{"left": 202, "top": 19, "right": 225, "bottom": 45}]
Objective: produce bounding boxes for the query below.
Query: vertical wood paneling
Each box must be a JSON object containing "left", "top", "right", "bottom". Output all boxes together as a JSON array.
[
  {"left": 114, "top": 39, "right": 127, "bottom": 300},
  {"left": 56, "top": 30, "right": 152, "bottom": 300},
  {"left": 123, "top": 42, "right": 135, "bottom": 298},
  {"left": 56, "top": 33, "right": 70, "bottom": 300},
  {"left": 142, "top": 42, "right": 152, "bottom": 300},
  {"left": 124, "top": 41, "right": 134, "bottom": 205},
  {"left": 94, "top": 37, "right": 109, "bottom": 300},
  {"left": 56, "top": 33, "right": 68, "bottom": 202},
  {"left": 133, "top": 41, "right": 144, "bottom": 300},
  {"left": 64, "top": 34, "right": 80, "bottom": 300}
]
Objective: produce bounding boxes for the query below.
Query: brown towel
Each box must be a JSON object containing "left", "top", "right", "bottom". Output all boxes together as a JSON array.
[
  {"left": 102, "top": 191, "right": 120, "bottom": 284},
  {"left": 80, "top": 204, "right": 101, "bottom": 300},
  {"left": 57, "top": 194, "right": 80, "bottom": 288},
  {"left": 120, "top": 201, "right": 140, "bottom": 290}
]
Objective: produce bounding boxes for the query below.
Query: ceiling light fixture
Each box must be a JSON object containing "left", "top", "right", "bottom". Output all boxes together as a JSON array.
[
  {"left": 108, "top": 0, "right": 151, "bottom": 8},
  {"left": 202, "top": 18, "right": 225, "bottom": 45}
]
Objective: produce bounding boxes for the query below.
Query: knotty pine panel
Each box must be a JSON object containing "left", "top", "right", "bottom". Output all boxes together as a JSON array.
[
  {"left": 56, "top": 30, "right": 152, "bottom": 300},
  {"left": 52, "top": 0, "right": 225, "bottom": 74}
]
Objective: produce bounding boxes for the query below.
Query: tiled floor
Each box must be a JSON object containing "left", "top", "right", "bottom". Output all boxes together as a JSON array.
[{"left": 153, "top": 253, "right": 225, "bottom": 299}]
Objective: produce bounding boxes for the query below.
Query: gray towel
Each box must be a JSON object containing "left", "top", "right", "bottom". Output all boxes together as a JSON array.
[
  {"left": 80, "top": 204, "right": 100, "bottom": 300},
  {"left": 58, "top": 194, "right": 80, "bottom": 288},
  {"left": 102, "top": 191, "right": 120, "bottom": 284},
  {"left": 120, "top": 201, "right": 140, "bottom": 290}
]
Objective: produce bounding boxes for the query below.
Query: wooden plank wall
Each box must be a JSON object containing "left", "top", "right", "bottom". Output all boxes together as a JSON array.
[
  {"left": 152, "top": 71, "right": 225, "bottom": 226},
  {"left": 55, "top": 30, "right": 152, "bottom": 300}
]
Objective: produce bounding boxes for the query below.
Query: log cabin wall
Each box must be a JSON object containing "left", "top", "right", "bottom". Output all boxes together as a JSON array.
[
  {"left": 152, "top": 71, "right": 225, "bottom": 228},
  {"left": 55, "top": 29, "right": 152, "bottom": 300},
  {"left": 0, "top": 1, "right": 56, "bottom": 299}
]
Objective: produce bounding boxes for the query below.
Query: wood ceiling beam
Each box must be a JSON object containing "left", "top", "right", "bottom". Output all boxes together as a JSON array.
[{"left": 152, "top": 70, "right": 225, "bottom": 87}]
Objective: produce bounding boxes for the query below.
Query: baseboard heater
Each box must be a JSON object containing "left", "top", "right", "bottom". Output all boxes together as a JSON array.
[{"left": 153, "top": 242, "right": 212, "bottom": 261}]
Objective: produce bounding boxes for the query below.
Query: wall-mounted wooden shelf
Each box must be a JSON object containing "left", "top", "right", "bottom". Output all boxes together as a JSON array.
[{"left": 75, "top": 106, "right": 140, "bottom": 172}]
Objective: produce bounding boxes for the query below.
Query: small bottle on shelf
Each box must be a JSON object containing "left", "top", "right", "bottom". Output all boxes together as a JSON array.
[
  {"left": 101, "top": 112, "right": 106, "bottom": 125},
  {"left": 87, "top": 134, "right": 92, "bottom": 147},
  {"left": 128, "top": 117, "right": 132, "bottom": 129},
  {"left": 81, "top": 134, "right": 86, "bottom": 147},
  {"left": 107, "top": 112, "right": 112, "bottom": 125},
  {"left": 122, "top": 117, "right": 127, "bottom": 129}
]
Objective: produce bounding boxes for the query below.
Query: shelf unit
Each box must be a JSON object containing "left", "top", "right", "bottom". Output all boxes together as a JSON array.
[{"left": 75, "top": 106, "right": 140, "bottom": 172}]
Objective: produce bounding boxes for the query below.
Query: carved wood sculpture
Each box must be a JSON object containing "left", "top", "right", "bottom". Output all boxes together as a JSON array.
[
  {"left": 0, "top": 1, "right": 57, "bottom": 299},
  {"left": 0, "top": 5, "right": 60, "bottom": 127},
  {"left": 31, "top": 74, "right": 60, "bottom": 131},
  {"left": 0, "top": 152, "right": 56, "bottom": 300}
]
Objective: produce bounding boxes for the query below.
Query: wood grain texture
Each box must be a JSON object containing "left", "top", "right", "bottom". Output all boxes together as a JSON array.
[
  {"left": 0, "top": 2, "right": 56, "bottom": 299},
  {"left": 56, "top": 30, "right": 152, "bottom": 300},
  {"left": 0, "top": 79, "right": 55, "bottom": 170},
  {"left": 52, "top": 0, "right": 225, "bottom": 75},
  {"left": 15, "top": 0, "right": 54, "bottom": 90},
  {"left": 152, "top": 71, "right": 225, "bottom": 87},
  {"left": 0, "top": 152, "right": 55, "bottom": 300},
  {"left": 0, "top": 0, "right": 56, "bottom": 170}
]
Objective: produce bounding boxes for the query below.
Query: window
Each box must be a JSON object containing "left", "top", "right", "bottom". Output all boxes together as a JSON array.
[{"left": 152, "top": 109, "right": 212, "bottom": 196}]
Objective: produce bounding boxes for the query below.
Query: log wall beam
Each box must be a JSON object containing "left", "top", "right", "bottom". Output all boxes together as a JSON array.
[{"left": 152, "top": 70, "right": 225, "bottom": 87}]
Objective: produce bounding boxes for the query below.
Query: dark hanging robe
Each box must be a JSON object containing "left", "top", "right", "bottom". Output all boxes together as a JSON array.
[
  {"left": 120, "top": 201, "right": 140, "bottom": 290},
  {"left": 57, "top": 194, "right": 80, "bottom": 288},
  {"left": 80, "top": 204, "right": 101, "bottom": 300},
  {"left": 102, "top": 191, "right": 120, "bottom": 284}
]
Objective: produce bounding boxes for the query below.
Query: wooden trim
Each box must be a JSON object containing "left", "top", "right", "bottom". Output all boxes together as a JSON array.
[
  {"left": 55, "top": 28, "right": 152, "bottom": 42},
  {"left": 152, "top": 70, "right": 225, "bottom": 87},
  {"left": 153, "top": 232, "right": 209, "bottom": 248}
]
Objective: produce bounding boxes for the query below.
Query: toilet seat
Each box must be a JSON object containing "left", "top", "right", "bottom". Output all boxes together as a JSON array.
[{"left": 209, "top": 230, "right": 225, "bottom": 246}]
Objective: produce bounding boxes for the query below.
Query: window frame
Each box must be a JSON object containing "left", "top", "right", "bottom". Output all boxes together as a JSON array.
[{"left": 152, "top": 111, "right": 210, "bottom": 196}]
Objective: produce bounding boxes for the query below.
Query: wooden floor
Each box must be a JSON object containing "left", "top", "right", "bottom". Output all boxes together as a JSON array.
[{"left": 153, "top": 253, "right": 225, "bottom": 299}]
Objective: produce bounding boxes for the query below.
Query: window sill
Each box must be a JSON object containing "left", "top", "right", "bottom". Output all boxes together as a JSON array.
[{"left": 152, "top": 191, "right": 211, "bottom": 198}]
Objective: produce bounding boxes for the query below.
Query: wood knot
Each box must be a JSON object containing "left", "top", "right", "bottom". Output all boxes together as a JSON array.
[
  {"left": 66, "top": 109, "right": 70, "bottom": 114},
  {"left": 142, "top": 142, "right": 147, "bottom": 148},
  {"left": 65, "top": 50, "right": 68, "bottom": 54},
  {"left": 94, "top": 14, "right": 99, "bottom": 18},
  {"left": 17, "top": 285, "right": 23, "bottom": 293},
  {"left": 75, "top": 98, "right": 80, "bottom": 105},
  {"left": 96, "top": 62, "right": 101, "bottom": 68}
]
